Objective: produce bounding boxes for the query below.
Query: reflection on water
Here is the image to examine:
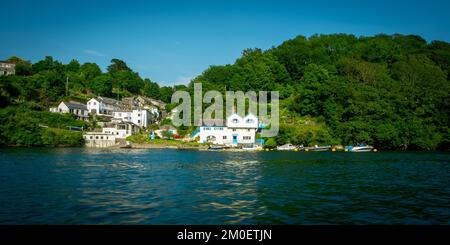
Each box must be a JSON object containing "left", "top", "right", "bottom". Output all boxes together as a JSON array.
[{"left": 0, "top": 148, "right": 449, "bottom": 224}]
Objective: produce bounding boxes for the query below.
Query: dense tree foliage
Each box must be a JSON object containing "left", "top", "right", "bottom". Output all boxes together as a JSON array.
[
  {"left": 189, "top": 34, "right": 450, "bottom": 150},
  {"left": 0, "top": 106, "right": 86, "bottom": 146}
]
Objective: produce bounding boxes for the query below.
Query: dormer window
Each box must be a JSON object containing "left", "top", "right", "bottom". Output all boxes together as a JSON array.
[
  {"left": 232, "top": 119, "right": 239, "bottom": 123},
  {"left": 246, "top": 119, "right": 254, "bottom": 123}
]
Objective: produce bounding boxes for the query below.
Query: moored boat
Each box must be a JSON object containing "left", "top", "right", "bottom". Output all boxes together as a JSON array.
[
  {"left": 276, "top": 143, "right": 297, "bottom": 151},
  {"left": 242, "top": 145, "right": 263, "bottom": 151},
  {"left": 208, "top": 145, "right": 224, "bottom": 150},
  {"left": 348, "top": 144, "right": 374, "bottom": 152},
  {"left": 304, "top": 145, "right": 331, "bottom": 152}
]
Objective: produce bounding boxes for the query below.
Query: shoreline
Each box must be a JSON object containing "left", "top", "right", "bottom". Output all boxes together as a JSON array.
[{"left": 1, "top": 144, "right": 449, "bottom": 152}]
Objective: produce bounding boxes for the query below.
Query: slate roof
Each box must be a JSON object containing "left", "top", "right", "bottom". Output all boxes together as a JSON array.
[{"left": 63, "top": 101, "right": 87, "bottom": 110}]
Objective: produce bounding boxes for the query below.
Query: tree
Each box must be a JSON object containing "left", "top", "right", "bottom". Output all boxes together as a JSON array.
[
  {"left": 89, "top": 74, "right": 113, "bottom": 96},
  {"left": 107, "top": 58, "right": 131, "bottom": 74},
  {"left": 80, "top": 63, "right": 102, "bottom": 81},
  {"left": 142, "top": 79, "right": 161, "bottom": 99},
  {"left": 66, "top": 59, "right": 81, "bottom": 72}
]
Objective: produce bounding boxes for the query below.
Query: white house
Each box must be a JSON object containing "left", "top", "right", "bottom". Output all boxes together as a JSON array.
[
  {"left": 49, "top": 101, "right": 89, "bottom": 121},
  {"left": 198, "top": 113, "right": 258, "bottom": 146},
  {"left": 113, "top": 109, "right": 149, "bottom": 128},
  {"left": 87, "top": 96, "right": 124, "bottom": 116},
  {"left": 102, "top": 122, "right": 140, "bottom": 139}
]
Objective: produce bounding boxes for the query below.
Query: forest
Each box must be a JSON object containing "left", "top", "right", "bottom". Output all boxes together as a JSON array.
[{"left": 1, "top": 34, "right": 449, "bottom": 149}]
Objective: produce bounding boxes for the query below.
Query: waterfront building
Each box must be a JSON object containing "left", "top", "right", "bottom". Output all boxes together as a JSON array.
[
  {"left": 113, "top": 109, "right": 149, "bottom": 128},
  {"left": 0, "top": 61, "right": 15, "bottom": 76},
  {"left": 102, "top": 121, "right": 140, "bottom": 139},
  {"left": 198, "top": 113, "right": 258, "bottom": 146},
  {"left": 49, "top": 101, "right": 89, "bottom": 121},
  {"left": 83, "top": 132, "right": 116, "bottom": 147},
  {"left": 87, "top": 96, "right": 124, "bottom": 116}
]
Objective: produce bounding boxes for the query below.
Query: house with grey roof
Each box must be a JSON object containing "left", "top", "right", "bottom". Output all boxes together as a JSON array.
[
  {"left": 49, "top": 101, "right": 89, "bottom": 121},
  {"left": 86, "top": 96, "right": 125, "bottom": 116}
]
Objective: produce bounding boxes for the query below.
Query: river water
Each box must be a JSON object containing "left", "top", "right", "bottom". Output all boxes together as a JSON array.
[{"left": 0, "top": 148, "right": 449, "bottom": 224}]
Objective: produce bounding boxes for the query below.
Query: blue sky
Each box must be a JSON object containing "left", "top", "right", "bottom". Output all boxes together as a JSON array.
[{"left": 1, "top": 0, "right": 449, "bottom": 85}]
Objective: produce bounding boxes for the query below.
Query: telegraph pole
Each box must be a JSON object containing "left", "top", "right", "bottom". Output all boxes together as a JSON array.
[{"left": 66, "top": 76, "right": 69, "bottom": 97}]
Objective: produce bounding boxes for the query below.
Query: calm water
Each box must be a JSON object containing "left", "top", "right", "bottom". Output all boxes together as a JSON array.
[{"left": 0, "top": 148, "right": 449, "bottom": 224}]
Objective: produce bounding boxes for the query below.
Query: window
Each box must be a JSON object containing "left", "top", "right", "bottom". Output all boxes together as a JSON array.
[
  {"left": 248, "top": 129, "right": 251, "bottom": 132},
  {"left": 243, "top": 136, "right": 251, "bottom": 140},
  {"left": 96, "top": 136, "right": 98, "bottom": 139},
  {"left": 138, "top": 120, "right": 141, "bottom": 123},
  {"left": 246, "top": 119, "right": 254, "bottom": 123},
  {"left": 232, "top": 129, "right": 236, "bottom": 132},
  {"left": 138, "top": 114, "right": 140, "bottom": 117},
  {"left": 223, "top": 136, "right": 227, "bottom": 139},
  {"left": 232, "top": 119, "right": 239, "bottom": 123},
  {"left": 94, "top": 102, "right": 97, "bottom": 105},
  {"left": 90, "top": 136, "right": 93, "bottom": 139},
  {"left": 101, "top": 136, "right": 103, "bottom": 140}
]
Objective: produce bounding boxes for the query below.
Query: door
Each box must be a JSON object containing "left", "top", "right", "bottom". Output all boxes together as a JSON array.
[{"left": 232, "top": 135, "right": 238, "bottom": 145}]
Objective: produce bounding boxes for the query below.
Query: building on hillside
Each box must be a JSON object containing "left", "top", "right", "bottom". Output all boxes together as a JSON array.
[
  {"left": 87, "top": 96, "right": 124, "bottom": 116},
  {"left": 0, "top": 61, "right": 15, "bottom": 76},
  {"left": 112, "top": 109, "right": 149, "bottom": 128},
  {"left": 121, "top": 96, "right": 160, "bottom": 123},
  {"left": 198, "top": 113, "right": 258, "bottom": 146},
  {"left": 49, "top": 101, "right": 89, "bottom": 121},
  {"left": 102, "top": 121, "right": 140, "bottom": 139},
  {"left": 83, "top": 132, "right": 116, "bottom": 147}
]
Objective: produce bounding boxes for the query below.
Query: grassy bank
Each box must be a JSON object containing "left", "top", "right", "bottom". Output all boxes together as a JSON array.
[{"left": 126, "top": 134, "right": 201, "bottom": 147}]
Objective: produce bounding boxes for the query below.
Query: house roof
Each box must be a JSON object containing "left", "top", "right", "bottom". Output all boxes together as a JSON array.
[
  {"left": 62, "top": 101, "right": 87, "bottom": 110},
  {"left": 202, "top": 118, "right": 225, "bottom": 126},
  {"left": 97, "top": 96, "right": 122, "bottom": 105}
]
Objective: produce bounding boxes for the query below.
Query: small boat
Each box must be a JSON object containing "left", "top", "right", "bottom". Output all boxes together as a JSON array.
[
  {"left": 348, "top": 144, "right": 374, "bottom": 152},
  {"left": 242, "top": 145, "right": 263, "bottom": 151},
  {"left": 276, "top": 144, "right": 297, "bottom": 151},
  {"left": 208, "top": 145, "right": 224, "bottom": 150},
  {"left": 304, "top": 145, "right": 331, "bottom": 152}
]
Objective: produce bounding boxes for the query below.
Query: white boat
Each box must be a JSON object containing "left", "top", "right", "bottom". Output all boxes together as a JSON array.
[
  {"left": 276, "top": 144, "right": 297, "bottom": 151},
  {"left": 242, "top": 145, "right": 263, "bottom": 151},
  {"left": 304, "top": 145, "right": 331, "bottom": 152},
  {"left": 349, "top": 145, "right": 374, "bottom": 152}
]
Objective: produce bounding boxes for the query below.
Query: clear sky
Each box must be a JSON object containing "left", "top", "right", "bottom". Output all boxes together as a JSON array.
[{"left": 1, "top": 0, "right": 449, "bottom": 85}]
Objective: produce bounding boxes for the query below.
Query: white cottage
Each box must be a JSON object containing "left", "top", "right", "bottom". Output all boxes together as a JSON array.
[
  {"left": 113, "top": 109, "right": 149, "bottom": 128},
  {"left": 87, "top": 96, "right": 124, "bottom": 116},
  {"left": 49, "top": 101, "right": 89, "bottom": 121},
  {"left": 198, "top": 113, "right": 258, "bottom": 146}
]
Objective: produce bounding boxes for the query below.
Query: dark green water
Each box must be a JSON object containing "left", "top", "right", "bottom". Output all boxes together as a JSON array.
[{"left": 0, "top": 148, "right": 449, "bottom": 224}]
